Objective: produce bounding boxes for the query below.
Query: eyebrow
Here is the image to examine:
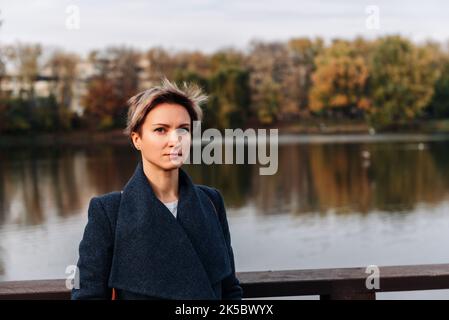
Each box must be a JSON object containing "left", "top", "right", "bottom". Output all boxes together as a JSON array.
[{"left": 152, "top": 123, "right": 190, "bottom": 127}]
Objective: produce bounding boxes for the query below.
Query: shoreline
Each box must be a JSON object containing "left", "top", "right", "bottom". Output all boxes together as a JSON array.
[{"left": 2, "top": 119, "right": 449, "bottom": 147}]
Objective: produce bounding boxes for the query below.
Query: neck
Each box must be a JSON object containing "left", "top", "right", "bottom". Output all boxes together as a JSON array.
[{"left": 141, "top": 159, "right": 179, "bottom": 203}]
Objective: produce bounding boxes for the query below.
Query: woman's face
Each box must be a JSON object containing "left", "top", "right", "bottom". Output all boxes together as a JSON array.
[{"left": 132, "top": 103, "right": 192, "bottom": 171}]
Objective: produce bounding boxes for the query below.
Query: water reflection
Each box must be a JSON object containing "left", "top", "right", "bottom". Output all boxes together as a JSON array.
[
  {"left": 0, "top": 136, "right": 449, "bottom": 283},
  {"left": 248, "top": 142, "right": 449, "bottom": 217}
]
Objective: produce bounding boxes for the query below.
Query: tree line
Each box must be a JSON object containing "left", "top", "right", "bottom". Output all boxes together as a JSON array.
[{"left": 0, "top": 35, "right": 448, "bottom": 134}]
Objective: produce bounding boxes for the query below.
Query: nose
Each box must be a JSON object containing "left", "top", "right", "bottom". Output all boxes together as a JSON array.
[{"left": 168, "top": 129, "right": 183, "bottom": 148}]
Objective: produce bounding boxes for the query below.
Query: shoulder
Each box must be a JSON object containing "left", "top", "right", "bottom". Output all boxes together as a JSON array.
[
  {"left": 88, "top": 191, "right": 122, "bottom": 231},
  {"left": 91, "top": 191, "right": 122, "bottom": 210},
  {"left": 196, "top": 184, "right": 222, "bottom": 203}
]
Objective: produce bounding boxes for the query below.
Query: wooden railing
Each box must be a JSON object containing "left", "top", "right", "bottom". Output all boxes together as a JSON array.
[{"left": 1, "top": 264, "right": 449, "bottom": 300}]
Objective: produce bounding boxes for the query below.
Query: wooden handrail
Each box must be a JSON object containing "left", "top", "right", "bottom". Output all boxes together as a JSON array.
[{"left": 1, "top": 264, "right": 449, "bottom": 300}]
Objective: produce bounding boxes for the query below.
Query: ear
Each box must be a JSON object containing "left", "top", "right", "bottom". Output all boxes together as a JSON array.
[{"left": 131, "top": 132, "right": 141, "bottom": 150}]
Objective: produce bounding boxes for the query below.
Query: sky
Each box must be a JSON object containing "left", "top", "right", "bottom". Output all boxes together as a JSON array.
[{"left": 0, "top": 0, "right": 448, "bottom": 56}]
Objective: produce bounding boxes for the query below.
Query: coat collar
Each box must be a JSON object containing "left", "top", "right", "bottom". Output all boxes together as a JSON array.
[{"left": 108, "top": 161, "right": 232, "bottom": 299}]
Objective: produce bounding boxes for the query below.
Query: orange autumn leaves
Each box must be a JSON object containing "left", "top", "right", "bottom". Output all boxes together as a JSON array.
[{"left": 309, "top": 36, "right": 440, "bottom": 127}]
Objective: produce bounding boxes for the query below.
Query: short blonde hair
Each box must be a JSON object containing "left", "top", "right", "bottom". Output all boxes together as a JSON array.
[{"left": 124, "top": 78, "right": 207, "bottom": 138}]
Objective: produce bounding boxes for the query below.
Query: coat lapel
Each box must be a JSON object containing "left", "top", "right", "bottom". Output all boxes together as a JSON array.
[{"left": 108, "top": 161, "right": 231, "bottom": 299}]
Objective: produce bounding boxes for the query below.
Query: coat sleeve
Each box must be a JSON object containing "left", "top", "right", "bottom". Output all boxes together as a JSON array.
[
  {"left": 71, "top": 197, "right": 113, "bottom": 300},
  {"left": 213, "top": 188, "right": 243, "bottom": 300}
]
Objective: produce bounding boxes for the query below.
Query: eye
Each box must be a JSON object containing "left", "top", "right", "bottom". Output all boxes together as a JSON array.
[
  {"left": 176, "top": 128, "right": 190, "bottom": 135},
  {"left": 155, "top": 127, "right": 166, "bottom": 133}
]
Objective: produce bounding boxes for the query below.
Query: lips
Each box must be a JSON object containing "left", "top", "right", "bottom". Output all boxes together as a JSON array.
[
  {"left": 164, "top": 148, "right": 182, "bottom": 156},
  {"left": 165, "top": 152, "right": 182, "bottom": 156}
]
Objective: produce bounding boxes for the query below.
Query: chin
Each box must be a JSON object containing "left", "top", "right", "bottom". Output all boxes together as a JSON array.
[{"left": 160, "top": 161, "right": 184, "bottom": 171}]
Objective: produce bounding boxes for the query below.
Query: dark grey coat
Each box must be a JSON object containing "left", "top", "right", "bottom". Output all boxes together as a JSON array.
[{"left": 71, "top": 161, "right": 243, "bottom": 300}]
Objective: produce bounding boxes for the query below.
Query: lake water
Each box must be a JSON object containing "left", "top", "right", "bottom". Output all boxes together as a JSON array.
[{"left": 1, "top": 133, "right": 449, "bottom": 299}]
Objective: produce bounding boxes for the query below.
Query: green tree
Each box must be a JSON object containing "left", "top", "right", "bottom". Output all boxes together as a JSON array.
[
  {"left": 209, "top": 66, "right": 251, "bottom": 129},
  {"left": 426, "top": 58, "right": 449, "bottom": 118},
  {"left": 367, "top": 36, "right": 440, "bottom": 128},
  {"left": 174, "top": 50, "right": 251, "bottom": 129},
  {"left": 0, "top": 97, "right": 31, "bottom": 132}
]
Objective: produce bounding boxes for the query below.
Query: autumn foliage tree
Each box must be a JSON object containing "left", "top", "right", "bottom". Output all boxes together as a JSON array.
[
  {"left": 1, "top": 35, "right": 449, "bottom": 134},
  {"left": 309, "top": 39, "right": 370, "bottom": 119},
  {"left": 287, "top": 37, "right": 324, "bottom": 116},
  {"left": 83, "top": 47, "right": 140, "bottom": 129}
]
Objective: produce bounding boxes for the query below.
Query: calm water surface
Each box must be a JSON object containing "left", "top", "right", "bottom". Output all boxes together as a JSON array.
[{"left": 1, "top": 134, "right": 449, "bottom": 299}]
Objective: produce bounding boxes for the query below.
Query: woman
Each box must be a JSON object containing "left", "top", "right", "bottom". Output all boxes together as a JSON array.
[{"left": 71, "top": 79, "right": 243, "bottom": 300}]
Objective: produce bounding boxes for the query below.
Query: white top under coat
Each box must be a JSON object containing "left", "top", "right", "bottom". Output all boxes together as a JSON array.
[{"left": 163, "top": 200, "right": 178, "bottom": 218}]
